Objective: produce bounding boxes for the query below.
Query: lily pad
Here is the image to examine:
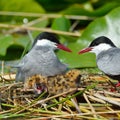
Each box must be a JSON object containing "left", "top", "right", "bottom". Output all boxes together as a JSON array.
[
  {"left": 0, "top": 0, "right": 45, "bottom": 22},
  {"left": 0, "top": 34, "right": 28, "bottom": 60},
  {"left": 51, "top": 16, "right": 71, "bottom": 31},
  {"left": 0, "top": 35, "right": 14, "bottom": 56}
]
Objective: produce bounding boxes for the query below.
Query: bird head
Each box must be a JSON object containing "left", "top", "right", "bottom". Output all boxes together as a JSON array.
[
  {"left": 78, "top": 36, "right": 116, "bottom": 56},
  {"left": 32, "top": 32, "right": 72, "bottom": 52}
]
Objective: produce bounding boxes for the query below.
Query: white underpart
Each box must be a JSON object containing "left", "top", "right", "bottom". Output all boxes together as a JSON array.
[
  {"left": 36, "top": 39, "right": 56, "bottom": 47},
  {"left": 90, "top": 43, "right": 112, "bottom": 56}
]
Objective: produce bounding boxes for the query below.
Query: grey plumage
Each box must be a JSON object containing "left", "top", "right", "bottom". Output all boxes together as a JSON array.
[
  {"left": 97, "top": 48, "right": 120, "bottom": 75},
  {"left": 15, "top": 32, "right": 70, "bottom": 82}
]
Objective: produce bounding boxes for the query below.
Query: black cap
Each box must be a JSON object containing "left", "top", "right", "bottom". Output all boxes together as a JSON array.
[
  {"left": 89, "top": 36, "right": 116, "bottom": 47},
  {"left": 32, "top": 32, "right": 60, "bottom": 47}
]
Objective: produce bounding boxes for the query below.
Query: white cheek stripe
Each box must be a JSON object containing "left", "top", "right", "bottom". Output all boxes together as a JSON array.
[
  {"left": 36, "top": 39, "right": 57, "bottom": 49},
  {"left": 91, "top": 43, "right": 112, "bottom": 55},
  {"left": 36, "top": 39, "right": 50, "bottom": 46}
]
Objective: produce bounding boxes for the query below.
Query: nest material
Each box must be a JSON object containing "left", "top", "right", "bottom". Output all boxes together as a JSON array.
[{"left": 0, "top": 70, "right": 120, "bottom": 119}]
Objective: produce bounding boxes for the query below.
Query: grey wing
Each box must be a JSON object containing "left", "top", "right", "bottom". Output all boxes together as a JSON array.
[
  {"left": 57, "top": 62, "right": 68, "bottom": 73},
  {"left": 42, "top": 57, "right": 68, "bottom": 76},
  {"left": 51, "top": 59, "right": 68, "bottom": 75},
  {"left": 15, "top": 55, "right": 32, "bottom": 82},
  {"left": 97, "top": 49, "right": 120, "bottom": 75},
  {"left": 15, "top": 67, "right": 25, "bottom": 82},
  {"left": 52, "top": 51, "right": 68, "bottom": 74}
]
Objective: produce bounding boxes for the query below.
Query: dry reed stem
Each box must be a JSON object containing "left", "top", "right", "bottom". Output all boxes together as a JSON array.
[
  {"left": 94, "top": 93, "right": 120, "bottom": 107},
  {"left": 7, "top": 17, "right": 48, "bottom": 34},
  {"left": 71, "top": 98, "right": 81, "bottom": 113},
  {"left": 0, "top": 23, "right": 80, "bottom": 37},
  {"left": 99, "top": 90, "right": 120, "bottom": 97},
  {"left": 0, "top": 11, "right": 94, "bottom": 20},
  {"left": 83, "top": 93, "right": 98, "bottom": 118},
  {"left": 27, "top": 110, "right": 120, "bottom": 120},
  {"left": 0, "top": 71, "right": 120, "bottom": 119},
  {"left": 87, "top": 95, "right": 106, "bottom": 104},
  {"left": 0, "top": 74, "right": 16, "bottom": 81},
  {"left": 15, "top": 89, "right": 77, "bottom": 114},
  {"left": 107, "top": 106, "right": 120, "bottom": 118}
]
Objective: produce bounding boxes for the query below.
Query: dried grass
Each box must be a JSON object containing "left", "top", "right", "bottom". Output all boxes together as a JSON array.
[{"left": 0, "top": 72, "right": 120, "bottom": 120}]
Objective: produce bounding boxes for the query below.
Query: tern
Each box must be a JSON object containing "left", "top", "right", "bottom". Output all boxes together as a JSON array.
[
  {"left": 78, "top": 36, "right": 120, "bottom": 87},
  {"left": 15, "top": 32, "right": 72, "bottom": 82}
]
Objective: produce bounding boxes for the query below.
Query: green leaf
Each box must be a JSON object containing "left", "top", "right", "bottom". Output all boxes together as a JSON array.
[
  {"left": 1, "top": 0, "right": 45, "bottom": 12},
  {"left": 58, "top": 7, "right": 120, "bottom": 68},
  {"left": 78, "top": 6, "right": 120, "bottom": 47},
  {"left": 0, "top": 35, "right": 13, "bottom": 56},
  {"left": 61, "top": 2, "right": 119, "bottom": 17},
  {"left": 0, "top": 0, "right": 45, "bottom": 22},
  {"left": 0, "top": 34, "right": 27, "bottom": 60},
  {"left": 0, "top": 45, "right": 24, "bottom": 60},
  {"left": 57, "top": 42, "right": 96, "bottom": 68},
  {"left": 51, "top": 16, "right": 71, "bottom": 31}
]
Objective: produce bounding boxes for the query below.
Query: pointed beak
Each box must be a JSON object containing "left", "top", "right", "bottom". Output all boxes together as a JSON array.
[
  {"left": 57, "top": 44, "right": 72, "bottom": 52},
  {"left": 78, "top": 47, "right": 93, "bottom": 54}
]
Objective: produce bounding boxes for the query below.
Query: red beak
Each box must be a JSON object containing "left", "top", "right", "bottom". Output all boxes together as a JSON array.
[
  {"left": 78, "top": 47, "right": 93, "bottom": 54},
  {"left": 57, "top": 44, "right": 72, "bottom": 52}
]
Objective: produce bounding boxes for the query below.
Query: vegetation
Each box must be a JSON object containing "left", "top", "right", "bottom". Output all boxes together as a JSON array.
[
  {"left": 0, "top": 0, "right": 120, "bottom": 119},
  {"left": 0, "top": 0, "right": 120, "bottom": 67}
]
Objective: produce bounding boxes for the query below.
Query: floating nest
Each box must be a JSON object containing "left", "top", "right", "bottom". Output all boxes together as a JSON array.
[{"left": 0, "top": 70, "right": 120, "bottom": 120}]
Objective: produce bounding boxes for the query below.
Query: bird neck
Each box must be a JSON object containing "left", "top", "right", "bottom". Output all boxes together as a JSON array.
[{"left": 33, "top": 45, "right": 54, "bottom": 52}]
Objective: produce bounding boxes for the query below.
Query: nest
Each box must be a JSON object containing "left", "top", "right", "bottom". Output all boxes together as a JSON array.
[{"left": 0, "top": 71, "right": 120, "bottom": 120}]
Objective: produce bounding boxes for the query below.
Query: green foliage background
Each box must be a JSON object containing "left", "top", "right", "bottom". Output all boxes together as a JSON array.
[{"left": 1, "top": 0, "right": 120, "bottom": 68}]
